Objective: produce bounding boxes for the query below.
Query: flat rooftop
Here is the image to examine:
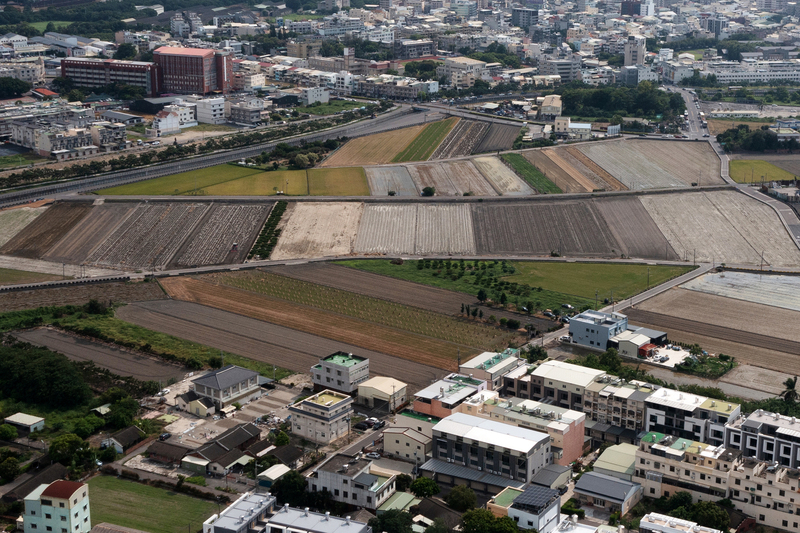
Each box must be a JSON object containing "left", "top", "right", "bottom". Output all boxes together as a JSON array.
[
  {"left": 207, "top": 493, "right": 276, "bottom": 531},
  {"left": 323, "top": 352, "right": 367, "bottom": 367},
  {"left": 306, "top": 391, "right": 351, "bottom": 406},
  {"left": 646, "top": 387, "right": 707, "bottom": 411},
  {"left": 531, "top": 360, "right": 606, "bottom": 387},
  {"left": 433, "top": 412, "right": 548, "bottom": 454},
  {"left": 460, "top": 349, "right": 520, "bottom": 371}
]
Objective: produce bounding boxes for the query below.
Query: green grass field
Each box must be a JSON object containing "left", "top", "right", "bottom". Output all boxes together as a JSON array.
[
  {"left": 0, "top": 152, "right": 47, "bottom": 170},
  {"left": 296, "top": 100, "right": 365, "bottom": 116},
  {"left": 29, "top": 21, "right": 71, "bottom": 31},
  {"left": 88, "top": 476, "right": 217, "bottom": 533},
  {"left": 182, "top": 123, "right": 236, "bottom": 133},
  {"left": 729, "top": 159, "right": 796, "bottom": 184},
  {"left": 204, "top": 169, "right": 309, "bottom": 195},
  {"left": 308, "top": 167, "right": 370, "bottom": 195},
  {"left": 501, "top": 153, "right": 562, "bottom": 193},
  {"left": 392, "top": 118, "right": 458, "bottom": 162},
  {"left": 0, "top": 268, "right": 65, "bottom": 286},
  {"left": 97, "top": 165, "right": 261, "bottom": 195}
]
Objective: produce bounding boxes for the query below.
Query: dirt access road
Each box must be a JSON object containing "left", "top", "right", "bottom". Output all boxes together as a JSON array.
[{"left": 116, "top": 300, "right": 446, "bottom": 392}]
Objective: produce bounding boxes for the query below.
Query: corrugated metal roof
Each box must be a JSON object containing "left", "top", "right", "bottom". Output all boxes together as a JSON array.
[{"left": 419, "top": 458, "right": 525, "bottom": 489}]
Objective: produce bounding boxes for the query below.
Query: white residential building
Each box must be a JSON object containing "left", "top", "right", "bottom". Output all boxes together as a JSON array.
[
  {"left": 288, "top": 390, "right": 354, "bottom": 445},
  {"left": 307, "top": 454, "right": 396, "bottom": 510},
  {"left": 184, "top": 95, "right": 227, "bottom": 124},
  {"left": 23, "top": 481, "right": 90, "bottom": 533},
  {"left": 311, "top": 352, "right": 369, "bottom": 394}
]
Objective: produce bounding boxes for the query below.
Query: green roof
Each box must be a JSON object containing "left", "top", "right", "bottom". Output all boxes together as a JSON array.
[
  {"left": 378, "top": 492, "right": 421, "bottom": 512},
  {"left": 323, "top": 353, "right": 365, "bottom": 367},
  {"left": 641, "top": 431, "right": 666, "bottom": 444},
  {"left": 401, "top": 411, "right": 441, "bottom": 423},
  {"left": 449, "top": 374, "right": 483, "bottom": 386},
  {"left": 493, "top": 487, "right": 523, "bottom": 508}
]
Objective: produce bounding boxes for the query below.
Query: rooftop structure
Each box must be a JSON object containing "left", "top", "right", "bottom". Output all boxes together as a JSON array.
[
  {"left": 202, "top": 492, "right": 276, "bottom": 533},
  {"left": 312, "top": 352, "right": 369, "bottom": 394},
  {"left": 413, "top": 373, "right": 487, "bottom": 418},
  {"left": 459, "top": 349, "right": 523, "bottom": 390},
  {"left": 638, "top": 513, "right": 722, "bottom": 533}
]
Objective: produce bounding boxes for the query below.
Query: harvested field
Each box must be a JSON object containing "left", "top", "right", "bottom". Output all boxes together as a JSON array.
[
  {"left": 416, "top": 204, "right": 475, "bottom": 255},
  {"left": 14, "top": 328, "right": 185, "bottom": 381},
  {"left": 321, "top": 124, "right": 425, "bottom": 167},
  {"left": 307, "top": 167, "right": 370, "bottom": 196},
  {"left": 87, "top": 203, "right": 210, "bottom": 270},
  {"left": 521, "top": 150, "right": 585, "bottom": 193},
  {"left": 0, "top": 280, "right": 167, "bottom": 312},
  {"left": 576, "top": 140, "right": 723, "bottom": 189},
  {"left": 0, "top": 207, "right": 47, "bottom": 247},
  {"left": 542, "top": 149, "right": 597, "bottom": 192},
  {"left": 43, "top": 203, "right": 138, "bottom": 264},
  {"left": 98, "top": 164, "right": 260, "bottom": 196},
  {"left": 117, "top": 300, "right": 446, "bottom": 393},
  {"left": 472, "top": 202, "right": 620, "bottom": 256},
  {"left": 203, "top": 170, "right": 308, "bottom": 196},
  {"left": 471, "top": 157, "right": 533, "bottom": 196},
  {"left": 473, "top": 123, "right": 520, "bottom": 153},
  {"left": 365, "top": 166, "right": 418, "bottom": 196},
  {"left": 0, "top": 203, "right": 92, "bottom": 259},
  {"left": 407, "top": 161, "right": 497, "bottom": 196},
  {"left": 636, "top": 287, "right": 800, "bottom": 343},
  {"left": 594, "top": 197, "right": 678, "bottom": 260},
  {"left": 681, "top": 271, "right": 800, "bottom": 313},
  {"left": 271, "top": 202, "right": 363, "bottom": 260},
  {"left": 392, "top": 118, "right": 459, "bottom": 162},
  {"left": 431, "top": 120, "right": 490, "bottom": 159},
  {"left": 502, "top": 154, "right": 561, "bottom": 194},
  {"left": 563, "top": 147, "right": 626, "bottom": 191},
  {"left": 171, "top": 203, "right": 271, "bottom": 268},
  {"left": 641, "top": 191, "right": 800, "bottom": 266}
]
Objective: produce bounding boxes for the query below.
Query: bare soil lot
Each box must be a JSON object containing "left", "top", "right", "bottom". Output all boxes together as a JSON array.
[
  {"left": 542, "top": 149, "right": 597, "bottom": 192},
  {"left": 0, "top": 203, "right": 92, "bottom": 259},
  {"left": 321, "top": 125, "right": 425, "bottom": 167},
  {"left": 594, "top": 197, "right": 679, "bottom": 260},
  {"left": 0, "top": 207, "right": 47, "bottom": 248},
  {"left": 521, "top": 150, "right": 588, "bottom": 193},
  {"left": 0, "top": 280, "right": 167, "bottom": 312},
  {"left": 14, "top": 327, "right": 185, "bottom": 381},
  {"left": 407, "top": 161, "right": 497, "bottom": 196},
  {"left": 474, "top": 124, "right": 520, "bottom": 153},
  {"left": 271, "top": 202, "right": 363, "bottom": 260},
  {"left": 431, "top": 120, "right": 490, "bottom": 159},
  {"left": 415, "top": 204, "right": 476, "bottom": 255},
  {"left": 472, "top": 157, "right": 533, "bottom": 196},
  {"left": 365, "top": 166, "right": 418, "bottom": 196},
  {"left": 682, "top": 271, "right": 800, "bottom": 312},
  {"left": 43, "top": 203, "right": 138, "bottom": 264},
  {"left": 117, "top": 300, "right": 446, "bottom": 392},
  {"left": 563, "top": 147, "right": 626, "bottom": 191}
]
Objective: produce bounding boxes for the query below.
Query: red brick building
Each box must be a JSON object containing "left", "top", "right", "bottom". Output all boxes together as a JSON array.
[
  {"left": 153, "top": 47, "right": 233, "bottom": 94},
  {"left": 61, "top": 58, "right": 161, "bottom": 97}
]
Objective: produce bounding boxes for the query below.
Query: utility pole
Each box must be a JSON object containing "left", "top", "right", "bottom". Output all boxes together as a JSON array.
[
  {"left": 595, "top": 290, "right": 598, "bottom": 310},
  {"left": 647, "top": 267, "right": 650, "bottom": 291}
]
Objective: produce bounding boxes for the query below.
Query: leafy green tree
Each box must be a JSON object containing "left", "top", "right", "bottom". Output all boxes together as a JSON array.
[
  {"left": 461, "top": 509, "right": 518, "bottom": 533},
  {"left": 599, "top": 348, "right": 622, "bottom": 372},
  {"left": 294, "top": 153, "right": 309, "bottom": 168},
  {"left": 0, "top": 77, "right": 31, "bottom": 99},
  {"left": 368, "top": 510, "right": 413, "bottom": 533},
  {"left": 274, "top": 431, "right": 290, "bottom": 446},
  {"left": 114, "top": 43, "right": 138, "bottom": 60},
  {"left": 99, "top": 446, "right": 117, "bottom": 463},
  {"left": 270, "top": 470, "right": 309, "bottom": 508},
  {"left": 666, "top": 491, "right": 693, "bottom": 511},
  {"left": 421, "top": 186, "right": 435, "bottom": 196},
  {"left": 410, "top": 477, "right": 440, "bottom": 498},
  {"left": 691, "top": 501, "right": 730, "bottom": 531},
  {"left": 0, "top": 424, "right": 18, "bottom": 441},
  {"left": 477, "top": 289, "right": 487, "bottom": 302},
  {"left": 0, "top": 457, "right": 20, "bottom": 481},
  {"left": 780, "top": 377, "right": 798, "bottom": 403},
  {"left": 49, "top": 433, "right": 86, "bottom": 465},
  {"left": 446, "top": 485, "right": 477, "bottom": 512},
  {"left": 396, "top": 473, "right": 413, "bottom": 492}
]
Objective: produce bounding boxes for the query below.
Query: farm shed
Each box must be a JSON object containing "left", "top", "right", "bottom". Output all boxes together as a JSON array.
[
  {"left": 102, "top": 426, "right": 145, "bottom": 454},
  {"left": 357, "top": 376, "right": 408, "bottom": 413},
  {"left": 611, "top": 331, "right": 651, "bottom": 359},
  {"left": 147, "top": 441, "right": 190, "bottom": 466},
  {"left": 257, "top": 464, "right": 291, "bottom": 487},
  {"left": 181, "top": 455, "right": 210, "bottom": 474},
  {"left": 4, "top": 413, "right": 44, "bottom": 435}
]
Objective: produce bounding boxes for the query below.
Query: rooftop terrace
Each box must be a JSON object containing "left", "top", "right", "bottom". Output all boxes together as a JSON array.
[{"left": 323, "top": 352, "right": 367, "bottom": 367}]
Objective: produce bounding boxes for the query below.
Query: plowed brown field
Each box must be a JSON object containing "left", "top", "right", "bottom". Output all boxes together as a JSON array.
[
  {"left": 542, "top": 149, "right": 597, "bottom": 192},
  {"left": 43, "top": 203, "right": 137, "bottom": 264},
  {"left": 0, "top": 280, "right": 166, "bottom": 312},
  {"left": 522, "top": 150, "right": 587, "bottom": 193},
  {"left": 565, "top": 147, "right": 626, "bottom": 191},
  {"left": 0, "top": 203, "right": 92, "bottom": 258}
]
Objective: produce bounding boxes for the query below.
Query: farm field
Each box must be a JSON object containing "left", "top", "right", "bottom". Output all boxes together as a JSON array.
[
  {"left": 542, "top": 149, "right": 598, "bottom": 192},
  {"left": 416, "top": 204, "right": 475, "bottom": 255},
  {"left": 729, "top": 154, "right": 800, "bottom": 176},
  {"left": 321, "top": 124, "right": 425, "bottom": 167},
  {"left": 471, "top": 157, "right": 533, "bottom": 196},
  {"left": 365, "top": 166, "right": 418, "bottom": 196},
  {"left": 43, "top": 203, "right": 138, "bottom": 264},
  {"left": 118, "top": 300, "right": 447, "bottom": 393},
  {"left": 472, "top": 202, "right": 619, "bottom": 257},
  {"left": 0, "top": 203, "right": 92, "bottom": 259},
  {"left": 729, "top": 159, "right": 795, "bottom": 184},
  {"left": 203, "top": 170, "right": 308, "bottom": 196},
  {"left": 307, "top": 167, "right": 370, "bottom": 196},
  {"left": 406, "top": 161, "right": 497, "bottom": 196},
  {"left": 502, "top": 153, "right": 561, "bottom": 194},
  {"left": 682, "top": 271, "right": 800, "bottom": 312},
  {"left": 641, "top": 190, "right": 800, "bottom": 266},
  {"left": 564, "top": 146, "right": 626, "bottom": 191},
  {"left": 522, "top": 149, "right": 592, "bottom": 193},
  {"left": 392, "top": 118, "right": 459, "bottom": 162},
  {"left": 271, "top": 202, "right": 363, "bottom": 259},
  {"left": 0, "top": 207, "right": 47, "bottom": 247},
  {"left": 431, "top": 120, "right": 489, "bottom": 159},
  {"left": 576, "top": 140, "right": 723, "bottom": 189},
  {"left": 87, "top": 476, "right": 216, "bottom": 533},
  {"left": 594, "top": 197, "right": 679, "bottom": 260},
  {"left": 473, "top": 124, "right": 521, "bottom": 153},
  {"left": 97, "top": 164, "right": 260, "bottom": 195},
  {"left": 0, "top": 268, "right": 63, "bottom": 286},
  {"left": 0, "top": 281, "right": 166, "bottom": 312},
  {"left": 14, "top": 328, "right": 185, "bottom": 381}
]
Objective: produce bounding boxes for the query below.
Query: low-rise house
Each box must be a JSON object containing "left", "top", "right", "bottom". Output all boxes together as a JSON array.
[
  {"left": 487, "top": 487, "right": 524, "bottom": 517},
  {"left": 182, "top": 423, "right": 261, "bottom": 475},
  {"left": 2, "top": 464, "right": 67, "bottom": 503},
  {"left": 147, "top": 441, "right": 190, "bottom": 466},
  {"left": 311, "top": 352, "right": 369, "bottom": 394},
  {"left": 573, "top": 472, "right": 642, "bottom": 516},
  {"left": 413, "top": 373, "right": 486, "bottom": 419},
  {"left": 307, "top": 454, "right": 396, "bottom": 510},
  {"left": 102, "top": 426, "right": 145, "bottom": 454},
  {"left": 176, "top": 390, "right": 216, "bottom": 417},
  {"left": 289, "top": 390, "right": 354, "bottom": 445},
  {"left": 507, "top": 485, "right": 561, "bottom": 533},
  {"left": 593, "top": 443, "right": 637, "bottom": 481},
  {"left": 188, "top": 365, "right": 262, "bottom": 411},
  {"left": 382, "top": 427, "right": 431, "bottom": 463},
  {"left": 4, "top": 413, "right": 44, "bottom": 435},
  {"left": 377, "top": 492, "right": 421, "bottom": 515},
  {"left": 530, "top": 464, "right": 572, "bottom": 490}
]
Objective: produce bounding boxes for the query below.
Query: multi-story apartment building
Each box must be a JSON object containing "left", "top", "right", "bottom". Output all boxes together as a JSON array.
[
  {"left": 506, "top": 360, "right": 606, "bottom": 412},
  {"left": 354, "top": 76, "right": 437, "bottom": 99},
  {"left": 0, "top": 57, "right": 44, "bottom": 85},
  {"left": 511, "top": 8, "right": 539, "bottom": 29},
  {"left": 23, "top": 481, "right": 91, "bottom": 533},
  {"left": 319, "top": 15, "right": 364, "bottom": 37},
  {"left": 266, "top": 504, "right": 372, "bottom": 533},
  {"left": 183, "top": 95, "right": 227, "bottom": 124},
  {"left": 202, "top": 492, "right": 275, "bottom": 533},
  {"left": 431, "top": 412, "right": 551, "bottom": 483},
  {"left": 624, "top": 35, "right": 646, "bottom": 66},
  {"left": 12, "top": 123, "right": 98, "bottom": 161},
  {"left": 288, "top": 390, "right": 353, "bottom": 444},
  {"left": 728, "top": 457, "right": 800, "bottom": 531},
  {"left": 188, "top": 365, "right": 261, "bottom": 410},
  {"left": 436, "top": 56, "right": 486, "bottom": 88},
  {"left": 232, "top": 72, "right": 265, "bottom": 91},
  {"left": 307, "top": 454, "right": 396, "bottom": 510},
  {"left": 89, "top": 122, "right": 127, "bottom": 152},
  {"left": 394, "top": 39, "right": 433, "bottom": 59},
  {"left": 568, "top": 310, "right": 628, "bottom": 349},
  {"left": 703, "top": 60, "right": 800, "bottom": 84},
  {"left": 229, "top": 97, "right": 263, "bottom": 125},
  {"left": 645, "top": 388, "right": 740, "bottom": 445},
  {"left": 287, "top": 40, "right": 322, "bottom": 58},
  {"left": 584, "top": 377, "right": 653, "bottom": 433},
  {"left": 153, "top": 47, "right": 233, "bottom": 94},
  {"left": 311, "top": 352, "right": 369, "bottom": 395},
  {"left": 460, "top": 349, "right": 523, "bottom": 391},
  {"left": 540, "top": 57, "right": 582, "bottom": 83},
  {"left": 725, "top": 409, "right": 800, "bottom": 468},
  {"left": 413, "top": 373, "right": 487, "bottom": 418},
  {"left": 62, "top": 58, "right": 160, "bottom": 97}
]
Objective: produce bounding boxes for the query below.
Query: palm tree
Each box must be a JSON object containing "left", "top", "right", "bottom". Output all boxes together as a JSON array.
[{"left": 780, "top": 377, "right": 798, "bottom": 403}]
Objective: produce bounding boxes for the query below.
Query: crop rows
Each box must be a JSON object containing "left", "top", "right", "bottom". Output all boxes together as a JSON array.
[
  {"left": 249, "top": 201, "right": 287, "bottom": 259},
  {"left": 430, "top": 120, "right": 490, "bottom": 159},
  {"left": 474, "top": 124, "right": 520, "bottom": 153},
  {"left": 392, "top": 118, "right": 459, "bottom": 162}
]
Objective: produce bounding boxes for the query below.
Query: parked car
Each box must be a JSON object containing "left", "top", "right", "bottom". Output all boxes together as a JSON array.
[
  {"left": 159, "top": 433, "right": 171, "bottom": 441},
  {"left": 543, "top": 311, "right": 555, "bottom": 318},
  {"left": 559, "top": 335, "right": 571, "bottom": 342},
  {"left": 560, "top": 317, "right": 570, "bottom": 324},
  {"left": 672, "top": 346, "right": 680, "bottom": 351},
  {"left": 365, "top": 452, "right": 381, "bottom": 459},
  {"left": 151, "top": 141, "right": 160, "bottom": 146},
  {"left": 373, "top": 420, "right": 386, "bottom": 429},
  {"left": 354, "top": 422, "right": 368, "bottom": 431},
  {"left": 158, "top": 388, "right": 170, "bottom": 396},
  {"left": 562, "top": 304, "right": 574, "bottom": 310}
]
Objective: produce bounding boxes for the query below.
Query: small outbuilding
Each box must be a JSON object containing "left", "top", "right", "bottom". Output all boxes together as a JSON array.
[
  {"left": 257, "top": 464, "right": 291, "bottom": 488},
  {"left": 4, "top": 413, "right": 45, "bottom": 435},
  {"left": 102, "top": 426, "right": 145, "bottom": 454},
  {"left": 357, "top": 376, "right": 407, "bottom": 412}
]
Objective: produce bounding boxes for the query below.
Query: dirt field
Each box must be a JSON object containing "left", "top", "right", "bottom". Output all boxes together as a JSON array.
[
  {"left": 472, "top": 202, "right": 620, "bottom": 256},
  {"left": 431, "top": 120, "right": 490, "bottom": 159},
  {"left": 406, "top": 161, "right": 497, "bottom": 196},
  {"left": 307, "top": 167, "right": 370, "bottom": 196},
  {"left": 542, "top": 149, "right": 597, "bottom": 192},
  {"left": 682, "top": 271, "right": 800, "bottom": 312},
  {"left": 117, "top": 300, "right": 447, "bottom": 392},
  {"left": 14, "top": 328, "right": 185, "bottom": 381},
  {"left": 321, "top": 125, "right": 425, "bottom": 167},
  {"left": 0, "top": 280, "right": 167, "bottom": 311},
  {"left": 271, "top": 202, "right": 363, "bottom": 260},
  {"left": 728, "top": 153, "right": 800, "bottom": 176},
  {"left": 0, "top": 203, "right": 92, "bottom": 259},
  {"left": 43, "top": 203, "right": 138, "bottom": 264},
  {"left": 522, "top": 150, "right": 587, "bottom": 193},
  {"left": 641, "top": 191, "right": 800, "bottom": 266},
  {"left": 563, "top": 147, "right": 627, "bottom": 191},
  {"left": 471, "top": 157, "right": 533, "bottom": 196},
  {"left": 416, "top": 204, "right": 476, "bottom": 255},
  {"left": 0, "top": 207, "right": 47, "bottom": 248},
  {"left": 365, "top": 166, "right": 419, "bottom": 196},
  {"left": 473, "top": 124, "right": 520, "bottom": 153},
  {"left": 594, "top": 197, "right": 679, "bottom": 260},
  {"left": 576, "top": 140, "right": 723, "bottom": 189}
]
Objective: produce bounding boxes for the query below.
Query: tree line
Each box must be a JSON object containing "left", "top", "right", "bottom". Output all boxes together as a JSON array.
[{"left": 555, "top": 80, "right": 686, "bottom": 119}]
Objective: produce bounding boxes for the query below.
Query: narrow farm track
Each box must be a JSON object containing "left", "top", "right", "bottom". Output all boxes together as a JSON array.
[{"left": 116, "top": 300, "right": 446, "bottom": 392}]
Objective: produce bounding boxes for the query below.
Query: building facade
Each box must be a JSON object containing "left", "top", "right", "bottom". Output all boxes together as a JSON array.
[
  {"left": 153, "top": 47, "right": 233, "bottom": 94},
  {"left": 308, "top": 454, "right": 396, "bottom": 510},
  {"left": 23, "top": 481, "right": 90, "bottom": 533},
  {"left": 288, "top": 390, "right": 354, "bottom": 445},
  {"left": 188, "top": 365, "right": 261, "bottom": 410},
  {"left": 62, "top": 58, "right": 160, "bottom": 97},
  {"left": 311, "top": 352, "right": 369, "bottom": 394}
]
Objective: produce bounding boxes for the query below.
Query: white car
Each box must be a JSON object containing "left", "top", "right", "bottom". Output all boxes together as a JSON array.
[
  {"left": 365, "top": 452, "right": 381, "bottom": 459},
  {"left": 158, "top": 388, "right": 170, "bottom": 396},
  {"left": 152, "top": 141, "right": 161, "bottom": 146}
]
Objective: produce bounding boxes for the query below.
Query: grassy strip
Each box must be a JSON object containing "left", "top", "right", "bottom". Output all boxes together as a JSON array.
[
  {"left": 0, "top": 267, "right": 66, "bottom": 285},
  {"left": 295, "top": 100, "right": 365, "bottom": 116},
  {"left": 501, "top": 153, "right": 562, "bottom": 193},
  {"left": 392, "top": 118, "right": 458, "bottom": 162},
  {"left": 249, "top": 201, "right": 287, "bottom": 259},
  {"left": 729, "top": 159, "right": 796, "bottom": 184},
  {"left": 98, "top": 163, "right": 261, "bottom": 195}
]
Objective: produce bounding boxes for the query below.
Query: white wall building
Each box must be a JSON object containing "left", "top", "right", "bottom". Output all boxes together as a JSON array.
[{"left": 23, "top": 481, "right": 90, "bottom": 533}]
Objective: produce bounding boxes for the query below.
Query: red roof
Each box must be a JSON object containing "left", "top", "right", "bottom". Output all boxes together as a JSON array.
[
  {"left": 41, "top": 481, "right": 84, "bottom": 500},
  {"left": 154, "top": 47, "right": 214, "bottom": 57},
  {"left": 34, "top": 88, "right": 58, "bottom": 96}
]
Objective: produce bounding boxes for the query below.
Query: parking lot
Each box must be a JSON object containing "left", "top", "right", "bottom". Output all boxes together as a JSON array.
[{"left": 641, "top": 344, "right": 693, "bottom": 369}]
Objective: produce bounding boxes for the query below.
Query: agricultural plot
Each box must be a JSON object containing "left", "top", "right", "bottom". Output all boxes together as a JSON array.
[
  {"left": 473, "top": 124, "right": 520, "bottom": 153},
  {"left": 594, "top": 197, "right": 679, "bottom": 260},
  {"left": 392, "top": 118, "right": 459, "bottom": 162},
  {"left": 365, "top": 166, "right": 418, "bottom": 196},
  {"left": 576, "top": 140, "right": 723, "bottom": 189},
  {"left": 641, "top": 191, "right": 800, "bottom": 266},
  {"left": 271, "top": 202, "right": 363, "bottom": 260},
  {"left": 430, "top": 120, "right": 490, "bottom": 159},
  {"left": 472, "top": 202, "right": 620, "bottom": 256},
  {"left": 308, "top": 167, "right": 370, "bottom": 196},
  {"left": 682, "top": 271, "right": 800, "bottom": 313},
  {"left": 172, "top": 203, "right": 271, "bottom": 268},
  {"left": 321, "top": 125, "right": 425, "bottom": 167},
  {"left": 407, "top": 161, "right": 497, "bottom": 196},
  {"left": 97, "top": 164, "right": 261, "bottom": 196},
  {"left": 563, "top": 147, "right": 626, "bottom": 191},
  {"left": 416, "top": 204, "right": 476, "bottom": 255},
  {"left": 203, "top": 170, "right": 308, "bottom": 196},
  {"left": 43, "top": 203, "right": 138, "bottom": 264},
  {"left": 0, "top": 268, "right": 63, "bottom": 286},
  {"left": 0, "top": 207, "right": 47, "bottom": 248},
  {"left": 730, "top": 154, "right": 800, "bottom": 177},
  {"left": 87, "top": 203, "right": 210, "bottom": 270},
  {"left": 0, "top": 280, "right": 167, "bottom": 312},
  {"left": 501, "top": 154, "right": 561, "bottom": 194},
  {"left": 521, "top": 150, "right": 584, "bottom": 193},
  {"left": 471, "top": 157, "right": 533, "bottom": 196},
  {"left": 0, "top": 203, "right": 92, "bottom": 259},
  {"left": 542, "top": 149, "right": 598, "bottom": 192},
  {"left": 729, "top": 159, "right": 795, "bottom": 184}
]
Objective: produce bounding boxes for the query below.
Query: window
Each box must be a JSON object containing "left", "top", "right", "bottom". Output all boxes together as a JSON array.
[
  {"left": 46, "top": 515, "right": 52, "bottom": 520},
  {"left": 46, "top": 528, "right": 52, "bottom": 532},
  {"left": 30, "top": 511, "right": 36, "bottom": 516},
  {"left": 334, "top": 489, "right": 340, "bottom": 496},
  {"left": 367, "top": 497, "right": 372, "bottom": 504},
  {"left": 61, "top": 516, "right": 67, "bottom": 522},
  {"left": 352, "top": 493, "right": 357, "bottom": 500},
  {"left": 41, "top": 500, "right": 52, "bottom": 506}
]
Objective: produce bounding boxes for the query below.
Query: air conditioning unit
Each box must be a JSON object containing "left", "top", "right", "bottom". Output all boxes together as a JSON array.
[{"left": 478, "top": 467, "right": 482, "bottom": 471}]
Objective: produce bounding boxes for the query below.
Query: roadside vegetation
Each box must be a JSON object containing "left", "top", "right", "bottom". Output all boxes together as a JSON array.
[
  {"left": 295, "top": 100, "right": 365, "bottom": 115},
  {"left": 500, "top": 153, "right": 562, "bottom": 193}
]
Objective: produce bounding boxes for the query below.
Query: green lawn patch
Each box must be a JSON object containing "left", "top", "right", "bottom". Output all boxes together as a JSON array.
[
  {"left": 308, "top": 167, "right": 370, "bottom": 195},
  {"left": 392, "top": 118, "right": 458, "bottom": 162},
  {"left": 182, "top": 123, "right": 237, "bottom": 133},
  {"left": 0, "top": 152, "right": 48, "bottom": 170},
  {"left": 30, "top": 21, "right": 71, "bottom": 31},
  {"left": 501, "top": 153, "right": 562, "bottom": 193},
  {"left": 295, "top": 100, "right": 365, "bottom": 116},
  {"left": 96, "top": 164, "right": 261, "bottom": 195},
  {"left": 0, "top": 268, "right": 66, "bottom": 285},
  {"left": 88, "top": 476, "right": 217, "bottom": 533},
  {"left": 204, "top": 169, "right": 309, "bottom": 196},
  {"left": 675, "top": 354, "right": 737, "bottom": 379},
  {"left": 729, "top": 159, "right": 796, "bottom": 184}
]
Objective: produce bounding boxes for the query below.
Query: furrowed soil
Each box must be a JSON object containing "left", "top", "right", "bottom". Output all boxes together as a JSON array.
[
  {"left": 365, "top": 166, "right": 418, "bottom": 196},
  {"left": 43, "top": 203, "right": 138, "bottom": 264},
  {"left": 0, "top": 207, "right": 47, "bottom": 248},
  {"left": 471, "top": 157, "right": 533, "bottom": 196},
  {"left": 474, "top": 124, "right": 520, "bottom": 153},
  {"left": 563, "top": 146, "right": 627, "bottom": 191},
  {"left": 522, "top": 150, "right": 586, "bottom": 193},
  {"left": 271, "top": 202, "right": 363, "bottom": 260},
  {"left": 0, "top": 203, "right": 92, "bottom": 259},
  {"left": 542, "top": 149, "right": 597, "bottom": 192},
  {"left": 321, "top": 125, "right": 425, "bottom": 167},
  {"left": 431, "top": 120, "right": 490, "bottom": 159},
  {"left": 0, "top": 280, "right": 167, "bottom": 312},
  {"left": 407, "top": 161, "right": 497, "bottom": 196},
  {"left": 594, "top": 197, "right": 679, "bottom": 260}
]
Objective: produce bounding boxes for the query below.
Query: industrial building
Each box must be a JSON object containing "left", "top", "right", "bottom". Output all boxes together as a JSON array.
[
  {"left": 61, "top": 58, "right": 160, "bottom": 97},
  {"left": 153, "top": 46, "right": 233, "bottom": 94}
]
